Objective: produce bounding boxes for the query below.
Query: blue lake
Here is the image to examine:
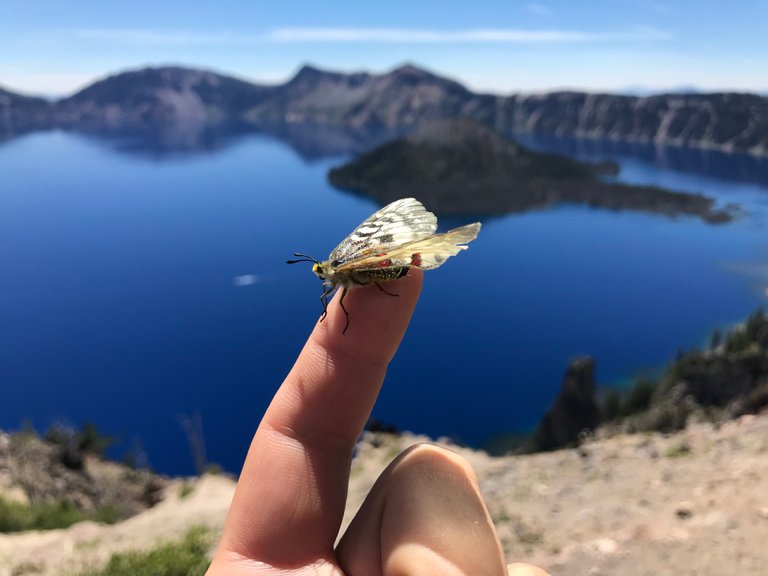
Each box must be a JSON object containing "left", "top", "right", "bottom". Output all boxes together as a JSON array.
[{"left": 1, "top": 130, "right": 767, "bottom": 474}]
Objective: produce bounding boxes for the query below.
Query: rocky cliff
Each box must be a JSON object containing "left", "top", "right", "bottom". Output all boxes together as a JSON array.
[
  {"left": 498, "top": 91, "right": 768, "bottom": 156},
  {"left": 1, "top": 64, "right": 766, "bottom": 156},
  {"left": 0, "top": 87, "right": 51, "bottom": 137},
  {"left": 531, "top": 357, "right": 601, "bottom": 451}
]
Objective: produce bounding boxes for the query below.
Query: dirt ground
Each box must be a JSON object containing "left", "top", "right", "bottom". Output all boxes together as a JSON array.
[{"left": 2, "top": 413, "right": 767, "bottom": 576}]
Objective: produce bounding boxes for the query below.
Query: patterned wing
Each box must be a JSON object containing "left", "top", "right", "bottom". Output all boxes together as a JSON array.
[
  {"left": 334, "top": 222, "right": 481, "bottom": 272},
  {"left": 329, "top": 198, "right": 438, "bottom": 265}
]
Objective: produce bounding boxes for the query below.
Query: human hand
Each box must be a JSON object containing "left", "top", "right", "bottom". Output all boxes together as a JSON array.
[{"left": 208, "top": 270, "right": 549, "bottom": 576}]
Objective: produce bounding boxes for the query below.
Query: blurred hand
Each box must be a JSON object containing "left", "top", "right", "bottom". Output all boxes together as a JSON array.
[{"left": 208, "top": 270, "right": 549, "bottom": 576}]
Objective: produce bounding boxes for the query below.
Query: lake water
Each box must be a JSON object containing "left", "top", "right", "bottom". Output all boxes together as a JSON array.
[{"left": 2, "top": 129, "right": 767, "bottom": 474}]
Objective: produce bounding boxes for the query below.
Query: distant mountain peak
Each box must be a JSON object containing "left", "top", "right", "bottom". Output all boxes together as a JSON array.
[
  {"left": 388, "top": 63, "right": 458, "bottom": 84},
  {"left": 69, "top": 65, "right": 225, "bottom": 99},
  {"left": 391, "top": 63, "right": 428, "bottom": 76},
  {"left": 287, "top": 63, "right": 371, "bottom": 87},
  {"left": 289, "top": 62, "right": 461, "bottom": 87},
  {"left": 101, "top": 64, "right": 213, "bottom": 81},
  {"left": 292, "top": 64, "right": 326, "bottom": 78}
]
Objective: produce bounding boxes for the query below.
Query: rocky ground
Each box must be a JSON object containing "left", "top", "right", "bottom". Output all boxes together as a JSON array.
[
  {"left": 349, "top": 414, "right": 768, "bottom": 575},
  {"left": 1, "top": 412, "right": 767, "bottom": 576}
]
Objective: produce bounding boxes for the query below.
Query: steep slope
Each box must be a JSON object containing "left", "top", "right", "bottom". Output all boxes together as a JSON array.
[
  {"left": 498, "top": 91, "right": 768, "bottom": 156},
  {"left": 53, "top": 66, "right": 272, "bottom": 129},
  {"left": 0, "top": 86, "right": 51, "bottom": 135}
]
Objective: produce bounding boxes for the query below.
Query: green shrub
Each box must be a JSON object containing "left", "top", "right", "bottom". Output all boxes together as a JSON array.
[
  {"left": 78, "top": 422, "right": 116, "bottom": 456},
  {"left": 600, "top": 389, "right": 622, "bottom": 422},
  {"left": 620, "top": 379, "right": 656, "bottom": 417},
  {"left": 92, "top": 506, "right": 122, "bottom": 525},
  {"left": 665, "top": 440, "right": 692, "bottom": 458},
  {"left": 745, "top": 308, "right": 767, "bottom": 340},
  {"left": 0, "top": 498, "right": 79, "bottom": 532},
  {"left": 0, "top": 497, "right": 121, "bottom": 533},
  {"left": 600, "top": 379, "right": 658, "bottom": 423},
  {"left": 81, "top": 526, "right": 211, "bottom": 576},
  {"left": 725, "top": 329, "right": 753, "bottom": 353},
  {"left": 45, "top": 421, "right": 115, "bottom": 457},
  {"left": 178, "top": 482, "right": 195, "bottom": 500},
  {"left": 724, "top": 308, "right": 768, "bottom": 353}
]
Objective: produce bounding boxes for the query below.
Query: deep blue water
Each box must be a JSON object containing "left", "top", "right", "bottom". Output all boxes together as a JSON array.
[{"left": 2, "top": 130, "right": 767, "bottom": 474}]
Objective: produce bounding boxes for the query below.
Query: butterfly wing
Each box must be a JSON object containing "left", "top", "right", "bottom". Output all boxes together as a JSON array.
[
  {"left": 328, "top": 198, "right": 438, "bottom": 265},
  {"left": 334, "top": 222, "right": 481, "bottom": 272}
]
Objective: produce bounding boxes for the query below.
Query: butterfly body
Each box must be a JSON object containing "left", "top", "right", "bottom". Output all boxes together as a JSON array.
[
  {"left": 312, "top": 259, "right": 410, "bottom": 287},
  {"left": 289, "top": 198, "right": 481, "bottom": 333}
]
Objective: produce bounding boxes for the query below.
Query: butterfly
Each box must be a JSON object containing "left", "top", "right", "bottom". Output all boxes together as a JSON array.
[{"left": 288, "top": 198, "right": 481, "bottom": 334}]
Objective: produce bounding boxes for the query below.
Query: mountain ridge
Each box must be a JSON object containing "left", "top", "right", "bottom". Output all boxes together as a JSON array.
[{"left": 1, "top": 63, "right": 767, "bottom": 157}]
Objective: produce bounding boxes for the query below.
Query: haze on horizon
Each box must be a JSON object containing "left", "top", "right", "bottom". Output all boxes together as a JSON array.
[{"left": 1, "top": 0, "right": 766, "bottom": 98}]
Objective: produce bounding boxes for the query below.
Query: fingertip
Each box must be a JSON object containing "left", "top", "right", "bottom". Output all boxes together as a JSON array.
[
  {"left": 507, "top": 563, "right": 552, "bottom": 576},
  {"left": 338, "top": 443, "right": 507, "bottom": 576},
  {"left": 311, "top": 269, "right": 423, "bottom": 365}
]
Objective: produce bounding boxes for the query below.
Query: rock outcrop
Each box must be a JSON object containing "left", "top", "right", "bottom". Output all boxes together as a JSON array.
[
  {"left": 531, "top": 357, "right": 601, "bottom": 451},
  {"left": 0, "top": 432, "right": 164, "bottom": 518},
  {"left": 602, "top": 309, "right": 768, "bottom": 434}
]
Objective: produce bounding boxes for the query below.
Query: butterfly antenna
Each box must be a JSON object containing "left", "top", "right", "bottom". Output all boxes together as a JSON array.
[{"left": 286, "top": 252, "right": 320, "bottom": 265}]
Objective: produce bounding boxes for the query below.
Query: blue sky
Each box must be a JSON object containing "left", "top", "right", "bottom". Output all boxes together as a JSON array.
[{"left": 1, "top": 0, "right": 766, "bottom": 96}]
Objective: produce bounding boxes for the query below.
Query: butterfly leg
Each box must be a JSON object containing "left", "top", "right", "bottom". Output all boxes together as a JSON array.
[
  {"left": 374, "top": 282, "right": 399, "bottom": 297},
  {"left": 339, "top": 286, "right": 351, "bottom": 335},
  {"left": 319, "top": 284, "right": 334, "bottom": 322}
]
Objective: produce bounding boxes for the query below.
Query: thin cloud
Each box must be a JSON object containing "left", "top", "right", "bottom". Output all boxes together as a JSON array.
[
  {"left": 649, "top": 3, "right": 672, "bottom": 15},
  {"left": 267, "top": 27, "right": 671, "bottom": 44},
  {"left": 0, "top": 72, "right": 97, "bottom": 96},
  {"left": 73, "top": 29, "right": 262, "bottom": 46},
  {"left": 71, "top": 27, "right": 671, "bottom": 47},
  {"left": 526, "top": 3, "right": 553, "bottom": 16}
]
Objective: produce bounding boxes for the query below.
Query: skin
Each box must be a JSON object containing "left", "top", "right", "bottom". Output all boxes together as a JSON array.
[{"left": 207, "top": 269, "right": 550, "bottom": 576}]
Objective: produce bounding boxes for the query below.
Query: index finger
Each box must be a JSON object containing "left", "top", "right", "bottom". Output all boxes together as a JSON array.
[{"left": 215, "top": 270, "right": 423, "bottom": 568}]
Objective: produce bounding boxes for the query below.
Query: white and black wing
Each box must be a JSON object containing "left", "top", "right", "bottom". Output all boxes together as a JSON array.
[
  {"left": 328, "top": 198, "right": 438, "bottom": 265},
  {"left": 334, "top": 222, "right": 481, "bottom": 273}
]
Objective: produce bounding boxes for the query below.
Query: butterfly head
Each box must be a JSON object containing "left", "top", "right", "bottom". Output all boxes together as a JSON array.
[
  {"left": 312, "top": 262, "right": 327, "bottom": 279},
  {"left": 287, "top": 253, "right": 331, "bottom": 280}
]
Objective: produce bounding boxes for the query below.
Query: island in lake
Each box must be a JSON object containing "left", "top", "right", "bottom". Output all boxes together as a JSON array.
[{"left": 328, "top": 119, "right": 735, "bottom": 223}]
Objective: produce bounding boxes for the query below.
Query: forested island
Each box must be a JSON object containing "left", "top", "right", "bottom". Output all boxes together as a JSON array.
[{"left": 328, "top": 119, "right": 735, "bottom": 222}]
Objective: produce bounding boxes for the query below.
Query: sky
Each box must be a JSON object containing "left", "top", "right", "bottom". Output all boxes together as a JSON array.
[{"left": 1, "top": 0, "right": 766, "bottom": 97}]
